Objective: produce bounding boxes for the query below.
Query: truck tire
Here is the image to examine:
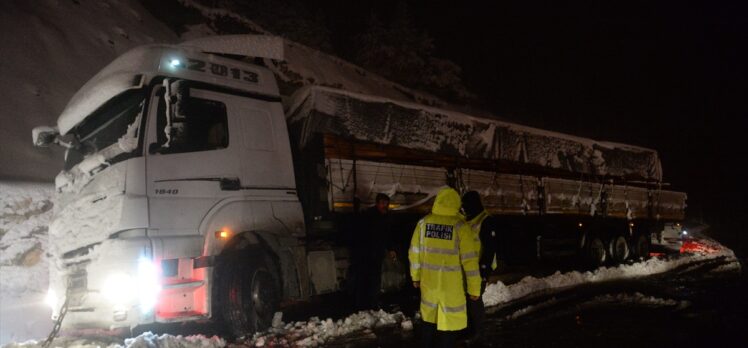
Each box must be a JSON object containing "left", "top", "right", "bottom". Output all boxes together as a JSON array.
[
  {"left": 630, "top": 234, "right": 651, "bottom": 260},
  {"left": 216, "top": 250, "right": 280, "bottom": 338},
  {"left": 608, "top": 235, "right": 630, "bottom": 264},
  {"left": 586, "top": 236, "right": 607, "bottom": 267}
]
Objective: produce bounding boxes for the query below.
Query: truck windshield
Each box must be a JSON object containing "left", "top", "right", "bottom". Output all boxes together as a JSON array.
[{"left": 64, "top": 89, "right": 146, "bottom": 170}]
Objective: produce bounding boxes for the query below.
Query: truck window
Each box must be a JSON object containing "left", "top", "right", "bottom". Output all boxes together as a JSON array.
[
  {"left": 64, "top": 90, "right": 146, "bottom": 170},
  {"left": 157, "top": 96, "right": 229, "bottom": 154}
]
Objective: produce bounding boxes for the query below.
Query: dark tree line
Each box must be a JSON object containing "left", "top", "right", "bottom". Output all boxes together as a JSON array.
[{"left": 179, "top": 0, "right": 473, "bottom": 102}]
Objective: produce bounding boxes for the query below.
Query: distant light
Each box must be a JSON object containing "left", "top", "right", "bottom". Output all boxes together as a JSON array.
[
  {"left": 682, "top": 230, "right": 688, "bottom": 235},
  {"left": 578, "top": 222, "right": 583, "bottom": 228},
  {"left": 169, "top": 59, "right": 181, "bottom": 68}
]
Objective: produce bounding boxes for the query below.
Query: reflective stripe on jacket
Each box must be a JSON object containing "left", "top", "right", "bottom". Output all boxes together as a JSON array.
[{"left": 409, "top": 188, "right": 481, "bottom": 331}]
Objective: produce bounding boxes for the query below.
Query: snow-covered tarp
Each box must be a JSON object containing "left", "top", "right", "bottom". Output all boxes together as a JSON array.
[{"left": 288, "top": 86, "right": 664, "bottom": 181}]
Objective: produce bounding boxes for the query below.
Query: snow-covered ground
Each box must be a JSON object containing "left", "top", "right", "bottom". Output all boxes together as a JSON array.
[
  {"left": 0, "top": 182, "right": 55, "bottom": 345},
  {"left": 1, "top": 182, "right": 741, "bottom": 347},
  {"left": 0, "top": 182, "right": 740, "bottom": 347}
]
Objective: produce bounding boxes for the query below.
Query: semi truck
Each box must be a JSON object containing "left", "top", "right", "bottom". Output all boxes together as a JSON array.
[{"left": 32, "top": 36, "right": 686, "bottom": 337}]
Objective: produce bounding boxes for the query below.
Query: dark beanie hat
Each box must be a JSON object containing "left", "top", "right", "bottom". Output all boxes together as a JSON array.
[
  {"left": 375, "top": 193, "right": 390, "bottom": 202},
  {"left": 462, "top": 191, "right": 484, "bottom": 218}
]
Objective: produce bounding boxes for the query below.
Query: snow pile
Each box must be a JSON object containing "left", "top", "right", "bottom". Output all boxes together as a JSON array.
[
  {"left": 121, "top": 332, "right": 225, "bottom": 348},
  {"left": 483, "top": 245, "right": 739, "bottom": 307},
  {"left": 246, "top": 310, "right": 406, "bottom": 347},
  {"left": 2, "top": 332, "right": 225, "bottom": 348},
  {"left": 590, "top": 292, "right": 680, "bottom": 307},
  {"left": 0, "top": 182, "right": 55, "bottom": 345}
]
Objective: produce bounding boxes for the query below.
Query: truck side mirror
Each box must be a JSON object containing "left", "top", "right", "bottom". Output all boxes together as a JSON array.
[{"left": 32, "top": 126, "right": 60, "bottom": 147}]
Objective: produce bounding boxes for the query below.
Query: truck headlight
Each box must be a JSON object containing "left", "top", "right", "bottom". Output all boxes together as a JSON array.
[
  {"left": 45, "top": 288, "right": 58, "bottom": 311},
  {"left": 102, "top": 258, "right": 161, "bottom": 314},
  {"left": 102, "top": 273, "right": 135, "bottom": 306},
  {"left": 137, "top": 257, "right": 161, "bottom": 313}
]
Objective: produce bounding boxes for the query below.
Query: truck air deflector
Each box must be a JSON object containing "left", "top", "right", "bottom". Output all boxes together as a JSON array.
[{"left": 57, "top": 45, "right": 279, "bottom": 135}]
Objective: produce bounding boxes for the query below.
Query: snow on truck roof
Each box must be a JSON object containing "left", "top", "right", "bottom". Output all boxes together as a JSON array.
[
  {"left": 288, "top": 86, "right": 664, "bottom": 181},
  {"left": 56, "top": 44, "right": 278, "bottom": 135}
]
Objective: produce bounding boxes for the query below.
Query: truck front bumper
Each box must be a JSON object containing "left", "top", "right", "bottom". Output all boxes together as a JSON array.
[{"left": 48, "top": 237, "right": 160, "bottom": 330}]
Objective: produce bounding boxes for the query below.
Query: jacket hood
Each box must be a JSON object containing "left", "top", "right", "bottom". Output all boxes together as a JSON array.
[
  {"left": 462, "top": 190, "right": 484, "bottom": 220},
  {"left": 432, "top": 187, "right": 462, "bottom": 216}
]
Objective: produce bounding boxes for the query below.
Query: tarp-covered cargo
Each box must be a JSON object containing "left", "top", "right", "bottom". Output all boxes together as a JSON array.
[
  {"left": 324, "top": 159, "right": 686, "bottom": 220},
  {"left": 287, "top": 86, "right": 663, "bottom": 182}
]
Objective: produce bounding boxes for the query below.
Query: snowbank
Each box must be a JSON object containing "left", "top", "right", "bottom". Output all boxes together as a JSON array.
[
  {"left": 0, "top": 181, "right": 55, "bottom": 345},
  {"left": 246, "top": 310, "right": 407, "bottom": 347},
  {"left": 483, "top": 246, "right": 739, "bottom": 307},
  {"left": 122, "top": 332, "right": 225, "bottom": 348},
  {"left": 2, "top": 332, "right": 225, "bottom": 348}
]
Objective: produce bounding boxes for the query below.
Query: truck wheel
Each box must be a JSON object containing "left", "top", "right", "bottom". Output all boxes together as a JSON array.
[
  {"left": 586, "top": 236, "right": 607, "bottom": 267},
  {"left": 630, "top": 234, "right": 651, "bottom": 260},
  {"left": 608, "top": 235, "right": 630, "bottom": 264},
  {"left": 216, "top": 251, "right": 280, "bottom": 338}
]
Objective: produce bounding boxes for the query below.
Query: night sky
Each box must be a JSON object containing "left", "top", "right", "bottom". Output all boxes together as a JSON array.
[{"left": 314, "top": 0, "right": 748, "bottom": 254}]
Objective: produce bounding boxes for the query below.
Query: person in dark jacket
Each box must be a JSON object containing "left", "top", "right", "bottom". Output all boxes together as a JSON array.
[
  {"left": 461, "top": 191, "right": 501, "bottom": 343},
  {"left": 352, "top": 193, "right": 395, "bottom": 310}
]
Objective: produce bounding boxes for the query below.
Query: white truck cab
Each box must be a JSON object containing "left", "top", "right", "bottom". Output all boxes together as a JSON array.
[{"left": 37, "top": 44, "right": 312, "bottom": 334}]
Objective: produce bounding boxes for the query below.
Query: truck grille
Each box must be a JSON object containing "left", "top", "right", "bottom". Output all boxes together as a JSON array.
[
  {"left": 68, "top": 269, "right": 87, "bottom": 292},
  {"left": 62, "top": 261, "right": 90, "bottom": 307}
]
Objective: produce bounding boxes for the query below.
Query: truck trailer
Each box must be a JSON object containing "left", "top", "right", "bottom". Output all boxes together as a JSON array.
[{"left": 32, "top": 37, "right": 686, "bottom": 337}]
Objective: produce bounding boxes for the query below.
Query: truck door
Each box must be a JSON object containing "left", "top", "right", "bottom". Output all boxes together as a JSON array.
[
  {"left": 144, "top": 82, "right": 297, "bottom": 236},
  {"left": 144, "top": 84, "right": 238, "bottom": 235}
]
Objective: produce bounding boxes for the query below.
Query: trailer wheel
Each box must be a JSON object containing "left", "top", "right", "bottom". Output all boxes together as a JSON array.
[
  {"left": 216, "top": 250, "right": 280, "bottom": 338},
  {"left": 608, "top": 235, "right": 630, "bottom": 264},
  {"left": 631, "top": 234, "right": 651, "bottom": 260},
  {"left": 586, "top": 236, "right": 607, "bottom": 267}
]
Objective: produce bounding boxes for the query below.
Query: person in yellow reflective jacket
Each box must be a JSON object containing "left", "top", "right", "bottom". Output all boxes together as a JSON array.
[{"left": 409, "top": 187, "right": 482, "bottom": 348}]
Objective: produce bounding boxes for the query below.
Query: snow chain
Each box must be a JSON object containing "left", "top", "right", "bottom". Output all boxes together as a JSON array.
[{"left": 42, "top": 284, "right": 70, "bottom": 348}]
